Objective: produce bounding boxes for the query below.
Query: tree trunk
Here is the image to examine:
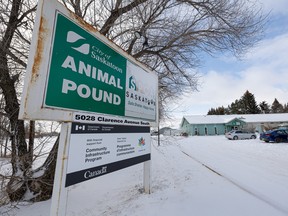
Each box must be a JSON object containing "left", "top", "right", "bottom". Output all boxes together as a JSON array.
[
  {"left": 0, "top": 52, "right": 30, "bottom": 202},
  {"left": 28, "top": 137, "right": 59, "bottom": 202},
  {"left": 0, "top": 0, "right": 59, "bottom": 202},
  {"left": 28, "top": 121, "right": 35, "bottom": 163}
]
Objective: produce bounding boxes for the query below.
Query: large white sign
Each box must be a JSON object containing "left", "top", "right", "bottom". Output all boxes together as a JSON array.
[{"left": 66, "top": 122, "right": 151, "bottom": 187}]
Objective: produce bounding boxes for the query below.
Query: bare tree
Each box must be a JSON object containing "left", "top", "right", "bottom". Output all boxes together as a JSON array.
[
  {"left": 63, "top": 0, "right": 265, "bottom": 117},
  {"left": 0, "top": 0, "right": 266, "bottom": 201},
  {"left": 0, "top": 91, "right": 10, "bottom": 157}
]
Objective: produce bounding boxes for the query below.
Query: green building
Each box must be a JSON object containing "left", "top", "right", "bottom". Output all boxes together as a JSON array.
[{"left": 180, "top": 114, "right": 288, "bottom": 136}]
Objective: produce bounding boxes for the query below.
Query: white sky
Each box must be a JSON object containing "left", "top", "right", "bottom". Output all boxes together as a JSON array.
[{"left": 169, "top": 0, "right": 288, "bottom": 119}]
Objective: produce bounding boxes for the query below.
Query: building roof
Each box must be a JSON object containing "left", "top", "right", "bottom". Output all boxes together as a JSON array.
[{"left": 182, "top": 113, "right": 288, "bottom": 125}]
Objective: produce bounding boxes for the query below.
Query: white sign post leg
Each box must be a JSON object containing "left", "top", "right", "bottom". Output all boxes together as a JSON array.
[
  {"left": 143, "top": 160, "right": 151, "bottom": 194},
  {"left": 50, "top": 122, "right": 71, "bottom": 216}
]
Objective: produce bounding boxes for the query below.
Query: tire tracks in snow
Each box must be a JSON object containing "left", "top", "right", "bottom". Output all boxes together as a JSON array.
[{"left": 179, "top": 148, "right": 288, "bottom": 215}]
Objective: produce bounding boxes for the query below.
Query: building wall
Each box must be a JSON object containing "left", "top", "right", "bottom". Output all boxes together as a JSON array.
[
  {"left": 181, "top": 119, "right": 194, "bottom": 135},
  {"left": 185, "top": 124, "right": 227, "bottom": 136},
  {"left": 182, "top": 122, "right": 284, "bottom": 136},
  {"left": 181, "top": 119, "right": 246, "bottom": 136}
]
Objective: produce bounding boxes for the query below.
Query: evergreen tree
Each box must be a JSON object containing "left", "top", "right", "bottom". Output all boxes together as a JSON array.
[
  {"left": 207, "top": 92, "right": 288, "bottom": 115},
  {"left": 271, "top": 98, "right": 284, "bottom": 113},
  {"left": 283, "top": 103, "right": 288, "bottom": 113},
  {"left": 240, "top": 90, "right": 261, "bottom": 114},
  {"left": 228, "top": 99, "right": 243, "bottom": 114},
  {"left": 216, "top": 106, "right": 226, "bottom": 115},
  {"left": 207, "top": 106, "right": 225, "bottom": 115},
  {"left": 259, "top": 101, "right": 270, "bottom": 113},
  {"left": 207, "top": 108, "right": 216, "bottom": 115}
]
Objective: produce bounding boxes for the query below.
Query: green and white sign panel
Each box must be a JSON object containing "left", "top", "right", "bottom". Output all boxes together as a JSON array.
[
  {"left": 46, "top": 13, "right": 127, "bottom": 116},
  {"left": 19, "top": 0, "right": 157, "bottom": 123}
]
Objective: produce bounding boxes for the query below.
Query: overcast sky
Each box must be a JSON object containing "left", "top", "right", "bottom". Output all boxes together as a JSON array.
[{"left": 168, "top": 0, "right": 288, "bottom": 123}]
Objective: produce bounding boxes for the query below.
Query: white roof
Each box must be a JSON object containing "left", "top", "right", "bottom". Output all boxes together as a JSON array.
[{"left": 183, "top": 113, "right": 288, "bottom": 125}]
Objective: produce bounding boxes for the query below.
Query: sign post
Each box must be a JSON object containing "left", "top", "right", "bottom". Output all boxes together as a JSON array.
[
  {"left": 50, "top": 123, "right": 71, "bottom": 216},
  {"left": 144, "top": 161, "right": 151, "bottom": 193}
]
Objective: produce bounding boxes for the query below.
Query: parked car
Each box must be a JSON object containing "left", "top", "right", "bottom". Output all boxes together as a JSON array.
[
  {"left": 151, "top": 131, "right": 159, "bottom": 136},
  {"left": 260, "top": 129, "right": 288, "bottom": 143},
  {"left": 225, "top": 130, "right": 257, "bottom": 140}
]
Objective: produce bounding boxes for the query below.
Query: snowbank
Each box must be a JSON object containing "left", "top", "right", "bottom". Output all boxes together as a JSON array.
[{"left": 1, "top": 135, "right": 288, "bottom": 216}]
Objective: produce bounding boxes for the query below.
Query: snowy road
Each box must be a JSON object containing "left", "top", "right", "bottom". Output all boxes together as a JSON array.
[{"left": 179, "top": 136, "right": 288, "bottom": 215}]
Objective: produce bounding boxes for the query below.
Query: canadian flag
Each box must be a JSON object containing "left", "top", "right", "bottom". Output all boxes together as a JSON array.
[{"left": 75, "top": 125, "right": 85, "bottom": 131}]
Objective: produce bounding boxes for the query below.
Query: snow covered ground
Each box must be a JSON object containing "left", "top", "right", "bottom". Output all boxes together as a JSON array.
[{"left": 1, "top": 135, "right": 288, "bottom": 216}]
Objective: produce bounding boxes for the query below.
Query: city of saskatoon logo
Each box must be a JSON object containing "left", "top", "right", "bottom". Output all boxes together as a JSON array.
[
  {"left": 128, "top": 75, "right": 137, "bottom": 91},
  {"left": 66, "top": 31, "right": 90, "bottom": 55}
]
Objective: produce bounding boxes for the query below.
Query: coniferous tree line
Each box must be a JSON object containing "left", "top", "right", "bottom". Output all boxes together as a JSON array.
[{"left": 207, "top": 90, "right": 288, "bottom": 115}]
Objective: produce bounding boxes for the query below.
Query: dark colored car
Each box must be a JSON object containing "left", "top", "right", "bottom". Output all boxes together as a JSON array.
[
  {"left": 151, "top": 131, "right": 159, "bottom": 136},
  {"left": 260, "top": 129, "right": 288, "bottom": 143}
]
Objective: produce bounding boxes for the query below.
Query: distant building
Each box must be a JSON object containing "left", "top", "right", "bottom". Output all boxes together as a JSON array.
[
  {"left": 180, "top": 113, "right": 288, "bottom": 136},
  {"left": 159, "top": 127, "right": 181, "bottom": 136}
]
